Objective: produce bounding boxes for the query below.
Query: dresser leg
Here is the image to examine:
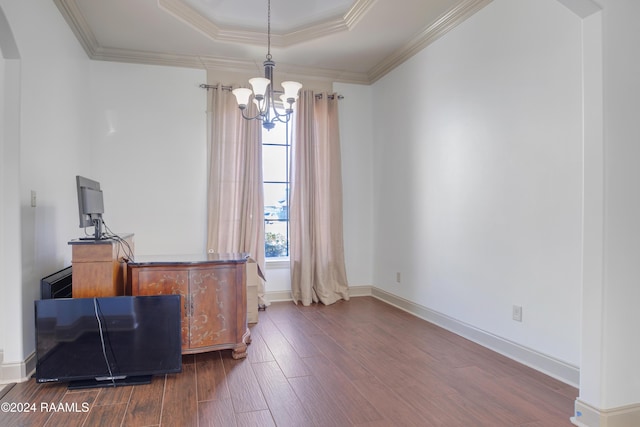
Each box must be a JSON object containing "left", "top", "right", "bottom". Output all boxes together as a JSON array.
[
  {"left": 231, "top": 328, "right": 251, "bottom": 359},
  {"left": 231, "top": 344, "right": 248, "bottom": 359}
]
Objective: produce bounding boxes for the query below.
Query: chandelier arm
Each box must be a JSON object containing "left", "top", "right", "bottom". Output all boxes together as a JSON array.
[
  {"left": 274, "top": 114, "right": 292, "bottom": 124},
  {"left": 266, "top": 90, "right": 292, "bottom": 119},
  {"left": 239, "top": 108, "right": 265, "bottom": 122},
  {"left": 271, "top": 107, "right": 292, "bottom": 121}
]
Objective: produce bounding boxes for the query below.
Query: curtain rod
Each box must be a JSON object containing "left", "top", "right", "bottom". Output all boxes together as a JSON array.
[{"left": 199, "top": 84, "right": 344, "bottom": 100}]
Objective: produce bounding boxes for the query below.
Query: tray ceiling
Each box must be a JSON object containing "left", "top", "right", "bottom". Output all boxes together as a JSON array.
[{"left": 53, "top": 0, "right": 492, "bottom": 84}]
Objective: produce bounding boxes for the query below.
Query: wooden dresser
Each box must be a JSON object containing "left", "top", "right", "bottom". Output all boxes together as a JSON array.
[
  {"left": 127, "top": 253, "right": 250, "bottom": 359},
  {"left": 68, "top": 234, "right": 134, "bottom": 298}
]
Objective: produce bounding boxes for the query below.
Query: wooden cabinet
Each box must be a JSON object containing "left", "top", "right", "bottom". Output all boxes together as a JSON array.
[
  {"left": 127, "top": 254, "right": 250, "bottom": 359},
  {"left": 68, "top": 234, "right": 134, "bottom": 298}
]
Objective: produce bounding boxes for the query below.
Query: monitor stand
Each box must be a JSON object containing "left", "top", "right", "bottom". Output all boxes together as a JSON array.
[
  {"left": 67, "top": 375, "right": 152, "bottom": 390},
  {"left": 77, "top": 219, "right": 105, "bottom": 241},
  {"left": 76, "top": 217, "right": 104, "bottom": 241}
]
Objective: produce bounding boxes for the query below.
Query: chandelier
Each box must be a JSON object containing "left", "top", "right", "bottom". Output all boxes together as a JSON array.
[{"left": 232, "top": 0, "right": 302, "bottom": 130}]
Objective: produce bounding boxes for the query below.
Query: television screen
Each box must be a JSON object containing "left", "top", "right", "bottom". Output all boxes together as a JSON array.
[{"left": 35, "top": 295, "right": 182, "bottom": 389}]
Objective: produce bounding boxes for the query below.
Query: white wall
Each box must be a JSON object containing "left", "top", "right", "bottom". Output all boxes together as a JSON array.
[
  {"left": 0, "top": 7, "right": 8, "bottom": 367},
  {"left": 0, "top": 0, "right": 91, "bottom": 375},
  {"left": 88, "top": 61, "right": 207, "bottom": 256},
  {"left": 0, "top": 38, "right": 4, "bottom": 365},
  {"left": 599, "top": 0, "right": 640, "bottom": 410},
  {"left": 578, "top": 6, "right": 605, "bottom": 411},
  {"left": 371, "top": 0, "right": 583, "bottom": 368},
  {"left": 0, "top": 51, "right": 21, "bottom": 376},
  {"left": 335, "top": 82, "right": 374, "bottom": 289},
  {"left": 574, "top": 0, "right": 640, "bottom": 418}
]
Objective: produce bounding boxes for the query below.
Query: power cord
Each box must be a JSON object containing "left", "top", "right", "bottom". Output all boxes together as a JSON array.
[
  {"left": 102, "top": 221, "right": 135, "bottom": 262},
  {"left": 93, "top": 298, "right": 116, "bottom": 387}
]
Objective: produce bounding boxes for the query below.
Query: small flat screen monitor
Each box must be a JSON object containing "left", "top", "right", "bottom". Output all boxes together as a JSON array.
[
  {"left": 76, "top": 175, "right": 105, "bottom": 239},
  {"left": 35, "top": 295, "right": 182, "bottom": 389}
]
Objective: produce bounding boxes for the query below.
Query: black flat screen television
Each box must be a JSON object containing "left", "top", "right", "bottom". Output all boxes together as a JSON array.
[{"left": 35, "top": 295, "right": 182, "bottom": 389}]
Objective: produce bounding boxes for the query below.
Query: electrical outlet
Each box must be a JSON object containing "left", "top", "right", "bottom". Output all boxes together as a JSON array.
[
  {"left": 31, "top": 190, "right": 37, "bottom": 207},
  {"left": 512, "top": 305, "right": 523, "bottom": 322},
  {"left": 396, "top": 272, "right": 401, "bottom": 283}
]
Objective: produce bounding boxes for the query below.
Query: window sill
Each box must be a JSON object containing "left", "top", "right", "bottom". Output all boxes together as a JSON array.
[{"left": 265, "top": 258, "right": 289, "bottom": 269}]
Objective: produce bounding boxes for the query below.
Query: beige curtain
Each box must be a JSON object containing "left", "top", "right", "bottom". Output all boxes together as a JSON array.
[
  {"left": 290, "top": 90, "right": 349, "bottom": 306},
  {"left": 206, "top": 84, "right": 268, "bottom": 306}
]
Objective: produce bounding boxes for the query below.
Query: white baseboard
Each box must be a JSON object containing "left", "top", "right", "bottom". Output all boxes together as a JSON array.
[
  {"left": 370, "top": 287, "right": 580, "bottom": 387},
  {"left": 572, "top": 399, "right": 640, "bottom": 427},
  {"left": 265, "top": 285, "right": 372, "bottom": 303},
  {"left": 0, "top": 352, "right": 36, "bottom": 385},
  {"left": 265, "top": 290, "right": 293, "bottom": 302},
  {"left": 347, "top": 285, "right": 373, "bottom": 297}
]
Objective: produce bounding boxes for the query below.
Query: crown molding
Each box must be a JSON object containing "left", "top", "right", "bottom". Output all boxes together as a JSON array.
[
  {"left": 90, "top": 46, "right": 207, "bottom": 69},
  {"left": 368, "top": 0, "right": 493, "bottom": 83},
  {"left": 158, "top": 0, "right": 376, "bottom": 47},
  {"left": 200, "top": 55, "right": 371, "bottom": 85},
  {"left": 85, "top": 46, "right": 372, "bottom": 84},
  {"left": 53, "top": 0, "right": 100, "bottom": 57}
]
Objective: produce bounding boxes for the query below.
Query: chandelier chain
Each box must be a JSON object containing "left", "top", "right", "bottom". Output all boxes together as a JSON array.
[{"left": 266, "top": 0, "right": 272, "bottom": 61}]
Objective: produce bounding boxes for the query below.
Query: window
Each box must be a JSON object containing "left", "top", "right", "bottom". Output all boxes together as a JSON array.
[{"left": 262, "top": 121, "right": 290, "bottom": 258}]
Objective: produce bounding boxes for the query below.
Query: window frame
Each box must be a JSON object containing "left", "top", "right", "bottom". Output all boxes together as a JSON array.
[{"left": 262, "top": 119, "right": 291, "bottom": 261}]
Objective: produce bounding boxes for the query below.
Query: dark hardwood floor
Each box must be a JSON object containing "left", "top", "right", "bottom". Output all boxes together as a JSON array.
[{"left": 0, "top": 297, "right": 577, "bottom": 426}]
